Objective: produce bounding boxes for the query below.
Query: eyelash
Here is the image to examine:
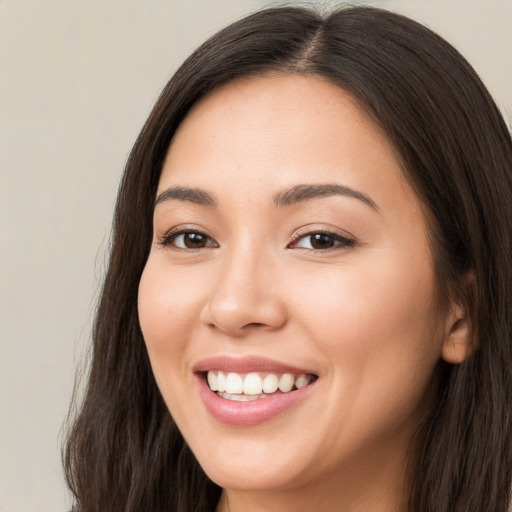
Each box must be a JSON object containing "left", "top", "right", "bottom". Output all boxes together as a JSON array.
[
  {"left": 157, "top": 228, "right": 355, "bottom": 252},
  {"left": 288, "top": 231, "right": 355, "bottom": 252},
  {"left": 157, "top": 229, "right": 218, "bottom": 250}
]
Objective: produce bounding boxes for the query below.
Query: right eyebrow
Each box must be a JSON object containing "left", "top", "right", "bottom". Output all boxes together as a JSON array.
[{"left": 154, "top": 186, "right": 217, "bottom": 208}]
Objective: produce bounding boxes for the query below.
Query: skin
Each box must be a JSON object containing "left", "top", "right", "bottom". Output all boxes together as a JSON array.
[{"left": 138, "top": 74, "right": 470, "bottom": 512}]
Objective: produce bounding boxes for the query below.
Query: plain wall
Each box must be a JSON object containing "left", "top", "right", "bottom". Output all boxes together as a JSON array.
[{"left": 0, "top": 1, "right": 510, "bottom": 510}]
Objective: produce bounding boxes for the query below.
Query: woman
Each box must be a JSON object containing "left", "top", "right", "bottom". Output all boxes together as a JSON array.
[{"left": 64, "top": 5, "right": 512, "bottom": 512}]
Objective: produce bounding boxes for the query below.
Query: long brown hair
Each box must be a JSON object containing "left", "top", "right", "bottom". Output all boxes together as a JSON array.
[{"left": 63, "top": 6, "right": 512, "bottom": 511}]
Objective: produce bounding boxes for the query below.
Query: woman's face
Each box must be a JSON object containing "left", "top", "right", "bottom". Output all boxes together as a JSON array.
[{"left": 138, "top": 74, "right": 456, "bottom": 502}]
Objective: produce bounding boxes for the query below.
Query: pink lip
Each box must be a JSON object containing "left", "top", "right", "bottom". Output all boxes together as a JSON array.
[
  {"left": 193, "top": 355, "right": 315, "bottom": 375},
  {"left": 194, "top": 356, "right": 318, "bottom": 427}
]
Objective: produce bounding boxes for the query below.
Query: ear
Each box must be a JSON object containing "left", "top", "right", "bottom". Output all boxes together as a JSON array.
[{"left": 441, "top": 279, "right": 475, "bottom": 364}]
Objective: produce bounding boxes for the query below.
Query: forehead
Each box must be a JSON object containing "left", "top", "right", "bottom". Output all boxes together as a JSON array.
[
  {"left": 159, "top": 73, "right": 417, "bottom": 217},
  {"left": 167, "top": 74, "right": 392, "bottom": 166}
]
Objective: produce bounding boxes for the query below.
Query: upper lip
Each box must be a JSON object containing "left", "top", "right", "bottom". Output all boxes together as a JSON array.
[{"left": 193, "top": 355, "right": 317, "bottom": 375}]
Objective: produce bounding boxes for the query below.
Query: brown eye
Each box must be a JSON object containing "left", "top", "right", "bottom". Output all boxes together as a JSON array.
[
  {"left": 181, "top": 232, "right": 208, "bottom": 248},
  {"left": 291, "top": 232, "right": 354, "bottom": 251},
  {"left": 309, "top": 233, "right": 336, "bottom": 249},
  {"left": 163, "top": 230, "right": 218, "bottom": 249}
]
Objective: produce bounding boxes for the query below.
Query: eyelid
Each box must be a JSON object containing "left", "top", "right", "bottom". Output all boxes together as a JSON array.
[
  {"left": 157, "top": 225, "right": 219, "bottom": 250},
  {"left": 291, "top": 224, "right": 355, "bottom": 241},
  {"left": 288, "top": 225, "right": 356, "bottom": 251}
]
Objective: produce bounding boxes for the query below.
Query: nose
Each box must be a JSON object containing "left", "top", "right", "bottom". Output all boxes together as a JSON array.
[{"left": 199, "top": 245, "right": 287, "bottom": 337}]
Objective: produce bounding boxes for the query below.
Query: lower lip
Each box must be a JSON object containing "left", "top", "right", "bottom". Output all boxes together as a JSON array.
[{"left": 196, "top": 375, "right": 315, "bottom": 426}]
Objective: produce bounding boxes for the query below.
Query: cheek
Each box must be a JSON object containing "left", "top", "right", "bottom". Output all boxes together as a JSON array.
[
  {"left": 137, "top": 259, "right": 200, "bottom": 373},
  {"left": 292, "top": 256, "right": 442, "bottom": 448},
  {"left": 291, "top": 250, "right": 442, "bottom": 379},
  {"left": 137, "top": 258, "right": 209, "bottom": 435}
]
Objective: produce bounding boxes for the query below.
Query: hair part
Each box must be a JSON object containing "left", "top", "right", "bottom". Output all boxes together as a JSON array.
[{"left": 64, "top": 6, "right": 512, "bottom": 512}]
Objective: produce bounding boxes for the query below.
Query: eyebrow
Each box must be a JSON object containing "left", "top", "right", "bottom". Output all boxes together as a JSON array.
[
  {"left": 155, "top": 186, "right": 217, "bottom": 207},
  {"left": 154, "top": 183, "right": 378, "bottom": 211},
  {"left": 273, "top": 183, "right": 379, "bottom": 211}
]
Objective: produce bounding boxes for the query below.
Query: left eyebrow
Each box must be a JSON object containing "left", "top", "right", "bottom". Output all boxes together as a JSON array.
[{"left": 273, "top": 183, "right": 379, "bottom": 212}]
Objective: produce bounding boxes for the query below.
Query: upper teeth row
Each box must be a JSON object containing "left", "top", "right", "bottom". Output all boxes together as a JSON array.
[{"left": 207, "top": 371, "right": 311, "bottom": 395}]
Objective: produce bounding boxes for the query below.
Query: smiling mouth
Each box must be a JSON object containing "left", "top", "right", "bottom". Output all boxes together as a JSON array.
[{"left": 205, "top": 370, "right": 318, "bottom": 401}]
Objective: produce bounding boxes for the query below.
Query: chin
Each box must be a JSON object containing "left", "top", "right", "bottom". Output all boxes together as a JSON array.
[{"left": 199, "top": 456, "right": 307, "bottom": 492}]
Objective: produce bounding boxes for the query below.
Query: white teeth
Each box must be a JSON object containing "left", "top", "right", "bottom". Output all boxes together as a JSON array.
[
  {"left": 262, "top": 373, "right": 279, "bottom": 393},
  {"left": 278, "top": 373, "right": 295, "bottom": 392},
  {"left": 243, "top": 373, "right": 263, "bottom": 395},
  {"left": 295, "top": 374, "right": 309, "bottom": 389},
  {"left": 206, "top": 370, "right": 314, "bottom": 397},
  {"left": 225, "top": 372, "right": 243, "bottom": 394},
  {"left": 207, "top": 371, "right": 218, "bottom": 391},
  {"left": 217, "top": 371, "right": 226, "bottom": 392}
]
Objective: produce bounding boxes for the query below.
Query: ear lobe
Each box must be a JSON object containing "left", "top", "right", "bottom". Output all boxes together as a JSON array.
[{"left": 441, "top": 301, "right": 474, "bottom": 364}]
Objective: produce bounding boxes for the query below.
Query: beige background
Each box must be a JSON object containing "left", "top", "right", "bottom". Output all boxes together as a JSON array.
[{"left": 0, "top": 1, "right": 510, "bottom": 510}]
